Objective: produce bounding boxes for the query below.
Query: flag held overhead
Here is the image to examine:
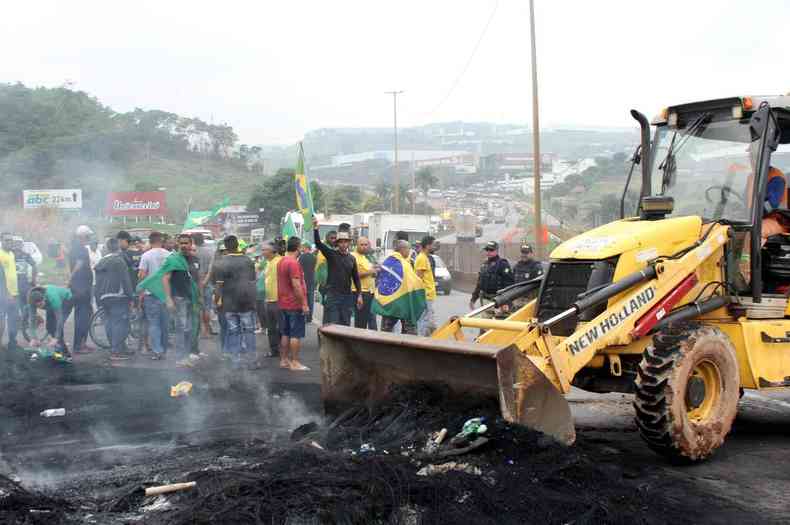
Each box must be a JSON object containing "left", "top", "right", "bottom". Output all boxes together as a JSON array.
[{"left": 294, "top": 142, "right": 314, "bottom": 224}]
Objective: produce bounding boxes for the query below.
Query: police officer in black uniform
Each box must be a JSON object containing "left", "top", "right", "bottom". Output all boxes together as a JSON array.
[
  {"left": 512, "top": 243, "right": 543, "bottom": 310},
  {"left": 513, "top": 244, "right": 543, "bottom": 283},
  {"left": 469, "top": 241, "right": 514, "bottom": 316}
]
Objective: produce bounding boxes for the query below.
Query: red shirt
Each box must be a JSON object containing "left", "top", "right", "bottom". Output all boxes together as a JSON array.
[{"left": 277, "top": 255, "right": 306, "bottom": 311}]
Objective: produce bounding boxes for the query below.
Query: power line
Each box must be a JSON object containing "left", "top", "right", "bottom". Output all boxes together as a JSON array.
[{"left": 428, "top": 0, "right": 499, "bottom": 117}]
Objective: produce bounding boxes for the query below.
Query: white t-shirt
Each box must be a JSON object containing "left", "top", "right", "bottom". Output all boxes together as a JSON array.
[{"left": 139, "top": 248, "right": 170, "bottom": 294}]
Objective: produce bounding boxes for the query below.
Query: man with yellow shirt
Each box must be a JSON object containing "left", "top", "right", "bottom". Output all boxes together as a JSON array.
[
  {"left": 414, "top": 236, "right": 437, "bottom": 336},
  {"left": 0, "top": 234, "right": 19, "bottom": 350},
  {"left": 262, "top": 241, "right": 282, "bottom": 359},
  {"left": 352, "top": 237, "right": 378, "bottom": 330}
]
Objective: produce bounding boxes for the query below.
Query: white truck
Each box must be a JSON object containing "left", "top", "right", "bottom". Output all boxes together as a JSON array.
[{"left": 368, "top": 212, "right": 431, "bottom": 255}]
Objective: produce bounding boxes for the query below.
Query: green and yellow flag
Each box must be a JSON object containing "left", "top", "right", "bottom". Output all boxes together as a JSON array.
[
  {"left": 136, "top": 252, "right": 198, "bottom": 304},
  {"left": 372, "top": 252, "right": 426, "bottom": 324},
  {"left": 294, "top": 142, "right": 314, "bottom": 242},
  {"left": 282, "top": 212, "right": 299, "bottom": 240}
]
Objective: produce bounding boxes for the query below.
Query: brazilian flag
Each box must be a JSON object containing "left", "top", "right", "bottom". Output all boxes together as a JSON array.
[
  {"left": 136, "top": 252, "right": 198, "bottom": 305},
  {"left": 372, "top": 252, "right": 427, "bottom": 324}
]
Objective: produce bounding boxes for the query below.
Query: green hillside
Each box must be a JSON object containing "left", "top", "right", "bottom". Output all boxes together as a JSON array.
[{"left": 0, "top": 82, "right": 261, "bottom": 221}]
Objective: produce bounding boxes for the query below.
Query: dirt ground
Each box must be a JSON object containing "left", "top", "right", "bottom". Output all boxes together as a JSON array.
[{"left": 1, "top": 322, "right": 790, "bottom": 524}]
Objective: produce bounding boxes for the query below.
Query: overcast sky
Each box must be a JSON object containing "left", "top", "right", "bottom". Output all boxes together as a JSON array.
[{"left": 2, "top": 0, "right": 788, "bottom": 144}]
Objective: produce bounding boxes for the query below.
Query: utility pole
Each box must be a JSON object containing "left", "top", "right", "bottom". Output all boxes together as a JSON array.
[
  {"left": 411, "top": 151, "right": 416, "bottom": 214},
  {"left": 529, "top": 0, "right": 543, "bottom": 259},
  {"left": 385, "top": 90, "right": 404, "bottom": 213}
]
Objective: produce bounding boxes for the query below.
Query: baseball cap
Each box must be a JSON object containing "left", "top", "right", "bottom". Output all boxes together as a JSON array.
[
  {"left": 76, "top": 225, "right": 94, "bottom": 236},
  {"left": 484, "top": 241, "right": 498, "bottom": 251},
  {"left": 520, "top": 244, "right": 533, "bottom": 254}
]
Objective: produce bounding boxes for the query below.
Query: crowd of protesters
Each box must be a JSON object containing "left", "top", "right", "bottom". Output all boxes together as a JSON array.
[{"left": 1, "top": 218, "right": 543, "bottom": 368}]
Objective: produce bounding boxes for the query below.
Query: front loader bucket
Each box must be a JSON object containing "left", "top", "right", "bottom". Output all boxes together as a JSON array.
[{"left": 319, "top": 325, "right": 575, "bottom": 445}]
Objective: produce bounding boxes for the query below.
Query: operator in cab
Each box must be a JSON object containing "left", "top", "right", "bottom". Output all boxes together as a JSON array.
[{"left": 470, "top": 241, "right": 514, "bottom": 317}]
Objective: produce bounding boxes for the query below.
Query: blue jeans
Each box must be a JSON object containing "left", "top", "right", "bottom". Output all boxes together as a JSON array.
[
  {"left": 217, "top": 309, "right": 228, "bottom": 353},
  {"left": 172, "top": 296, "right": 193, "bottom": 358},
  {"left": 143, "top": 295, "right": 169, "bottom": 355},
  {"left": 225, "top": 311, "right": 256, "bottom": 357},
  {"left": 64, "top": 288, "right": 92, "bottom": 351},
  {"left": 101, "top": 298, "right": 130, "bottom": 354},
  {"left": 324, "top": 292, "right": 354, "bottom": 326},
  {"left": 305, "top": 283, "right": 315, "bottom": 323}
]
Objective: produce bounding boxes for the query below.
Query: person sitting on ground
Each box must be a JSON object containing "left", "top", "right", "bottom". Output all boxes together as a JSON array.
[{"left": 28, "top": 285, "right": 73, "bottom": 358}]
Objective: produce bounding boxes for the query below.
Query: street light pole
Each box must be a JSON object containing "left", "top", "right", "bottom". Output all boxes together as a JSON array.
[
  {"left": 386, "top": 90, "right": 404, "bottom": 213},
  {"left": 529, "top": 0, "right": 543, "bottom": 259}
]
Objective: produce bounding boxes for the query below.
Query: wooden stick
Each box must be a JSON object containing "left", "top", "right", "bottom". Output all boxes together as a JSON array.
[{"left": 145, "top": 482, "right": 196, "bottom": 497}]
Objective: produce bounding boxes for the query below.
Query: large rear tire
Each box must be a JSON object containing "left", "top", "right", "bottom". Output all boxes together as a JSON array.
[{"left": 634, "top": 323, "right": 740, "bottom": 462}]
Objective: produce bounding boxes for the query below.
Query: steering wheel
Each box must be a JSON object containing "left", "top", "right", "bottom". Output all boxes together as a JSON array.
[{"left": 704, "top": 185, "right": 747, "bottom": 208}]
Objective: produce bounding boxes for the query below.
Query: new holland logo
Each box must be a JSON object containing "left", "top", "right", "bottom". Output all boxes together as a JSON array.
[{"left": 566, "top": 287, "right": 656, "bottom": 355}]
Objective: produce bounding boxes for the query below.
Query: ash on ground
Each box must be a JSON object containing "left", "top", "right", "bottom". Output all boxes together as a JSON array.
[{"left": 0, "top": 349, "right": 762, "bottom": 524}]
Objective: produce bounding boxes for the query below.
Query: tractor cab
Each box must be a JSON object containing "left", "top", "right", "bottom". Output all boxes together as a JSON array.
[{"left": 626, "top": 95, "right": 790, "bottom": 303}]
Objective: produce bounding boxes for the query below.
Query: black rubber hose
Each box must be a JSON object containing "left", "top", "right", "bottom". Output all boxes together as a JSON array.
[
  {"left": 493, "top": 278, "right": 542, "bottom": 307},
  {"left": 650, "top": 295, "right": 729, "bottom": 334},
  {"left": 573, "top": 266, "right": 658, "bottom": 313}
]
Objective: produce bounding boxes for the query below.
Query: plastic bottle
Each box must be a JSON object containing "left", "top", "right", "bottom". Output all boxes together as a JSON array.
[
  {"left": 40, "top": 408, "right": 66, "bottom": 417},
  {"left": 450, "top": 417, "right": 488, "bottom": 447},
  {"left": 460, "top": 417, "right": 487, "bottom": 436}
]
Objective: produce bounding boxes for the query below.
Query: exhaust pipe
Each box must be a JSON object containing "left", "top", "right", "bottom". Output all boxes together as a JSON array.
[{"left": 630, "top": 109, "right": 652, "bottom": 204}]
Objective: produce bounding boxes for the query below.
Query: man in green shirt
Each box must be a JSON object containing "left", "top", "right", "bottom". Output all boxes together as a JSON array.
[{"left": 28, "top": 285, "right": 73, "bottom": 356}]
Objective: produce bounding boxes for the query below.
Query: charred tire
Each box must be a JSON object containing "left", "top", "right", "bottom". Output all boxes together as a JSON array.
[{"left": 634, "top": 323, "right": 740, "bottom": 462}]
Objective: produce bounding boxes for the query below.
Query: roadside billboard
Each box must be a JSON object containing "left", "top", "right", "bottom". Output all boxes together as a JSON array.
[
  {"left": 106, "top": 191, "right": 168, "bottom": 216},
  {"left": 23, "top": 189, "right": 83, "bottom": 210}
]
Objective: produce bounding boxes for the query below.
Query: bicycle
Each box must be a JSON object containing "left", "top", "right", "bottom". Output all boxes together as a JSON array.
[{"left": 88, "top": 302, "right": 146, "bottom": 352}]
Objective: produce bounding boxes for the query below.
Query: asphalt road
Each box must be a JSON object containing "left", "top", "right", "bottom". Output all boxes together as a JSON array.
[{"left": 12, "top": 292, "right": 790, "bottom": 522}]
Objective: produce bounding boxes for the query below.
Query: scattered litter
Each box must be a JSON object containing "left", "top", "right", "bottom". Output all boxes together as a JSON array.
[
  {"left": 144, "top": 481, "right": 197, "bottom": 497},
  {"left": 416, "top": 462, "right": 482, "bottom": 477},
  {"left": 40, "top": 408, "right": 65, "bottom": 417},
  {"left": 449, "top": 417, "right": 487, "bottom": 448},
  {"left": 290, "top": 421, "right": 319, "bottom": 441},
  {"left": 308, "top": 440, "right": 324, "bottom": 451},
  {"left": 358, "top": 443, "right": 375, "bottom": 454},
  {"left": 140, "top": 495, "right": 172, "bottom": 512},
  {"left": 423, "top": 428, "right": 448, "bottom": 454},
  {"left": 170, "top": 381, "right": 193, "bottom": 398}
]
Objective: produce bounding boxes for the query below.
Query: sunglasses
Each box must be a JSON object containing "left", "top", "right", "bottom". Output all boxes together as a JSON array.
[{"left": 484, "top": 247, "right": 496, "bottom": 252}]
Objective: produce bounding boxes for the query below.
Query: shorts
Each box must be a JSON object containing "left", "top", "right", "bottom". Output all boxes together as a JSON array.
[{"left": 279, "top": 309, "right": 306, "bottom": 339}]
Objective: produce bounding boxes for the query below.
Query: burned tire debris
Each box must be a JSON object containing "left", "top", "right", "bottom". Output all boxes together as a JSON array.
[{"left": 0, "top": 350, "right": 764, "bottom": 524}]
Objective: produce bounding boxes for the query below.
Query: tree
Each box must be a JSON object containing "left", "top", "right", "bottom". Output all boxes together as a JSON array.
[
  {"left": 361, "top": 195, "right": 388, "bottom": 212},
  {"left": 415, "top": 167, "right": 438, "bottom": 204},
  {"left": 324, "top": 185, "right": 363, "bottom": 215},
  {"left": 247, "top": 169, "right": 297, "bottom": 228},
  {"left": 310, "top": 180, "right": 324, "bottom": 213}
]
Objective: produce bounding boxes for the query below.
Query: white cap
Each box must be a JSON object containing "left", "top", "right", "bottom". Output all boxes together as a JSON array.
[{"left": 75, "top": 225, "right": 93, "bottom": 236}]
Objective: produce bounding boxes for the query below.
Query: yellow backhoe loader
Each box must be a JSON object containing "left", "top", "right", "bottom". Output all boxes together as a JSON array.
[{"left": 321, "top": 95, "right": 790, "bottom": 462}]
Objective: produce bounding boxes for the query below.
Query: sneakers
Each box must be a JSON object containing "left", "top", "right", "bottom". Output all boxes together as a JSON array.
[{"left": 150, "top": 353, "right": 164, "bottom": 361}]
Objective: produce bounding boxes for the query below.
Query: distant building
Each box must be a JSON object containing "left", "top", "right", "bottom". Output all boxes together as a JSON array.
[{"left": 480, "top": 153, "right": 554, "bottom": 178}]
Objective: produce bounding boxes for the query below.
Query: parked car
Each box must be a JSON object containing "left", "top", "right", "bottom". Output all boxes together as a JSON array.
[{"left": 432, "top": 254, "right": 452, "bottom": 295}]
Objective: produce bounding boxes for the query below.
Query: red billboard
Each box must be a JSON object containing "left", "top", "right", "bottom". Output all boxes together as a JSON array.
[{"left": 106, "top": 191, "right": 168, "bottom": 217}]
